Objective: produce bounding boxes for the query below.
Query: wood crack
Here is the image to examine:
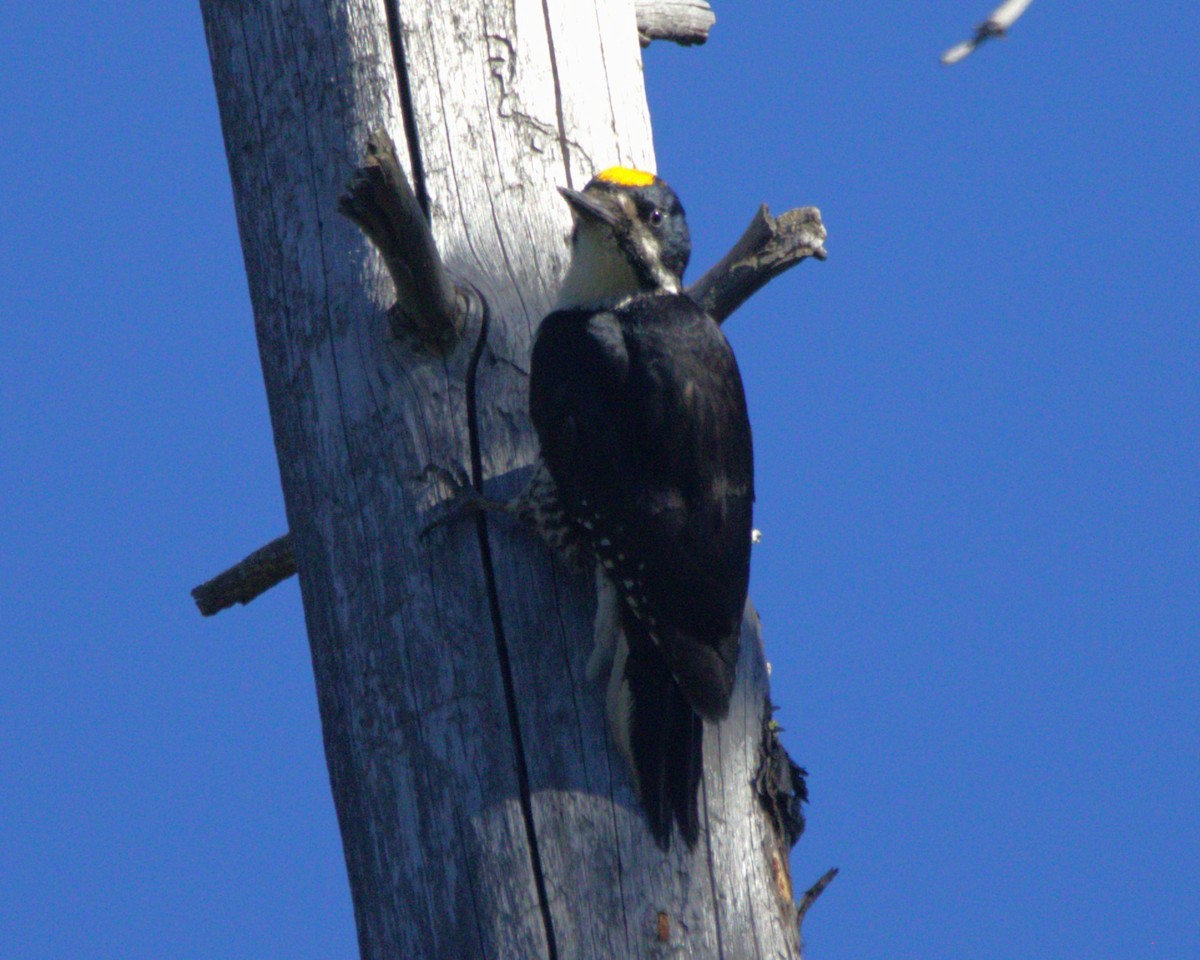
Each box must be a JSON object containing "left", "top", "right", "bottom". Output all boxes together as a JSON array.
[
  {"left": 465, "top": 291, "right": 561, "bottom": 960},
  {"left": 539, "top": 0, "right": 573, "bottom": 186},
  {"left": 385, "top": 3, "right": 431, "bottom": 215}
]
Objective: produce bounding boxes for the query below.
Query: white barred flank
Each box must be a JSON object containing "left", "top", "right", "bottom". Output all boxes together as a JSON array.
[{"left": 512, "top": 460, "right": 586, "bottom": 567}]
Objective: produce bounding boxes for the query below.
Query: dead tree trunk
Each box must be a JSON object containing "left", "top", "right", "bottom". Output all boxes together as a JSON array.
[{"left": 199, "top": 1, "right": 813, "bottom": 956}]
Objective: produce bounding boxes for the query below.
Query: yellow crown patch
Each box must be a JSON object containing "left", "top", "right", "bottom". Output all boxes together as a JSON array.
[{"left": 593, "top": 166, "right": 657, "bottom": 188}]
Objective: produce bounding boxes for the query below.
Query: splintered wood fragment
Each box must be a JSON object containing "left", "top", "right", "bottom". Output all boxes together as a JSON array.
[
  {"left": 635, "top": 0, "right": 716, "bottom": 47},
  {"left": 191, "top": 534, "right": 295, "bottom": 616},
  {"left": 942, "top": 0, "right": 1034, "bottom": 65},
  {"left": 796, "top": 866, "right": 839, "bottom": 948},
  {"left": 689, "top": 205, "right": 827, "bottom": 325},
  {"left": 337, "top": 130, "right": 462, "bottom": 350},
  {"left": 191, "top": 203, "right": 826, "bottom": 617}
]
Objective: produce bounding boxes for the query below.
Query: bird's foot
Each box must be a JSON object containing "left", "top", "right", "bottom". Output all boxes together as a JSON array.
[{"left": 421, "top": 466, "right": 514, "bottom": 537}]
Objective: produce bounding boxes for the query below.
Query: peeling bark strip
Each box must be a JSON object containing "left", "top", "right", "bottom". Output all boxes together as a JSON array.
[{"left": 199, "top": 2, "right": 812, "bottom": 957}]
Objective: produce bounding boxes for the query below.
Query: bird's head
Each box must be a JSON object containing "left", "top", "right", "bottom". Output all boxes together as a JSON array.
[{"left": 555, "top": 167, "right": 691, "bottom": 310}]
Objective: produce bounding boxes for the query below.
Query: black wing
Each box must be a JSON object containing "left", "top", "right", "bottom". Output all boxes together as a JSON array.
[
  {"left": 530, "top": 293, "right": 753, "bottom": 716},
  {"left": 530, "top": 294, "right": 753, "bottom": 849}
]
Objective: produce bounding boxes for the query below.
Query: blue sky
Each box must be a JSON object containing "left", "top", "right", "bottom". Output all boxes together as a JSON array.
[{"left": 2, "top": 3, "right": 1197, "bottom": 958}]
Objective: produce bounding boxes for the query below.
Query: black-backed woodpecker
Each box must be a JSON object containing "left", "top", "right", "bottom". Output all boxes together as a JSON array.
[{"left": 528, "top": 167, "right": 754, "bottom": 849}]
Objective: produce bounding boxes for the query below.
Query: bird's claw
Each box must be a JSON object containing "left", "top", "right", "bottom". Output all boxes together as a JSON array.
[
  {"left": 420, "top": 465, "right": 513, "bottom": 538},
  {"left": 420, "top": 465, "right": 479, "bottom": 538},
  {"left": 420, "top": 463, "right": 471, "bottom": 492},
  {"left": 422, "top": 487, "right": 484, "bottom": 538}
]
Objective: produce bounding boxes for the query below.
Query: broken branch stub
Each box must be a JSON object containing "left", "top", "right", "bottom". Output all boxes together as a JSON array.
[
  {"left": 191, "top": 534, "right": 295, "bottom": 617},
  {"left": 636, "top": 0, "right": 716, "bottom": 47},
  {"left": 337, "top": 130, "right": 463, "bottom": 351},
  {"left": 689, "top": 204, "right": 827, "bottom": 325},
  {"left": 796, "top": 866, "right": 839, "bottom": 954}
]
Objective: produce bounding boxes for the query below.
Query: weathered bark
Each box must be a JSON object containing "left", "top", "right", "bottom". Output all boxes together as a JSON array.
[
  {"left": 199, "top": 1, "right": 806, "bottom": 957},
  {"left": 636, "top": 0, "right": 716, "bottom": 46}
]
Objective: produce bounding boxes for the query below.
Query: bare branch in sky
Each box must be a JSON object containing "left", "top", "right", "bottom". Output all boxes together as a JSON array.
[{"left": 942, "top": 0, "right": 1035, "bottom": 65}]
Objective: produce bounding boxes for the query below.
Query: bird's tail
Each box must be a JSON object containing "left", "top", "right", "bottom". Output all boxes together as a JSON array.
[{"left": 612, "top": 612, "right": 704, "bottom": 850}]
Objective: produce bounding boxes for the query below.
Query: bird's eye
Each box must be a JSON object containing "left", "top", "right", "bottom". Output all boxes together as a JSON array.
[{"left": 648, "top": 208, "right": 663, "bottom": 226}]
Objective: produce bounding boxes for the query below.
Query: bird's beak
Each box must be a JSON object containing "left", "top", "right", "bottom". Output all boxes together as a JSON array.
[{"left": 558, "top": 186, "right": 620, "bottom": 227}]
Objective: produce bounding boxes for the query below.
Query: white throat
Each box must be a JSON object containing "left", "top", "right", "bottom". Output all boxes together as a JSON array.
[{"left": 555, "top": 222, "right": 644, "bottom": 310}]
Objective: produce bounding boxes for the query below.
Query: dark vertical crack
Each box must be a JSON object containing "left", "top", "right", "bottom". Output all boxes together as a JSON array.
[
  {"left": 466, "top": 295, "right": 560, "bottom": 960},
  {"left": 538, "top": 1, "right": 573, "bottom": 186},
  {"left": 385, "top": 6, "right": 558, "bottom": 955},
  {"left": 385, "top": 2, "right": 431, "bottom": 216}
]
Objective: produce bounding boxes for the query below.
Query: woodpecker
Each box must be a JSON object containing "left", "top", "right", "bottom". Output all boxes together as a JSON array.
[{"left": 528, "top": 167, "right": 754, "bottom": 849}]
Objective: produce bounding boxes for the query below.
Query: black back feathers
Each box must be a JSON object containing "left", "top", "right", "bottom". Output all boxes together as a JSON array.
[{"left": 530, "top": 292, "right": 753, "bottom": 848}]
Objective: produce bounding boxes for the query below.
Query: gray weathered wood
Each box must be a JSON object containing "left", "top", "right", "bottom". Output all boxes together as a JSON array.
[
  {"left": 201, "top": 4, "right": 545, "bottom": 956},
  {"left": 199, "top": 1, "right": 805, "bottom": 957},
  {"left": 635, "top": 0, "right": 716, "bottom": 46},
  {"left": 336, "top": 130, "right": 463, "bottom": 349}
]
